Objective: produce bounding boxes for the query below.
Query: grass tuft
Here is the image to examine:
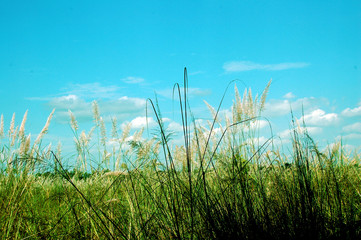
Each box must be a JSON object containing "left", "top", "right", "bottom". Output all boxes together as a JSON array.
[{"left": 0, "top": 69, "right": 360, "bottom": 239}]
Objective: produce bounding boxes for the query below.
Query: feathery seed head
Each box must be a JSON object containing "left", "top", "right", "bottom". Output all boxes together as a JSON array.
[
  {"left": 35, "top": 109, "right": 55, "bottom": 144},
  {"left": 45, "top": 143, "right": 52, "bottom": 159},
  {"left": 11, "top": 126, "right": 19, "bottom": 146},
  {"left": 0, "top": 114, "right": 4, "bottom": 137},
  {"left": 92, "top": 101, "right": 100, "bottom": 124},
  {"left": 204, "top": 100, "right": 217, "bottom": 121},
  {"left": 111, "top": 117, "right": 118, "bottom": 138},
  {"left": 121, "top": 123, "right": 132, "bottom": 143},
  {"left": 22, "top": 134, "right": 31, "bottom": 155},
  {"left": 68, "top": 110, "right": 78, "bottom": 132},
  {"left": 103, "top": 150, "right": 111, "bottom": 162},
  {"left": 88, "top": 126, "right": 96, "bottom": 140},
  {"left": 133, "top": 128, "right": 144, "bottom": 142},
  {"left": 99, "top": 117, "right": 107, "bottom": 146},
  {"left": 19, "top": 110, "right": 28, "bottom": 139},
  {"left": 56, "top": 141, "right": 62, "bottom": 159},
  {"left": 260, "top": 79, "right": 271, "bottom": 111},
  {"left": 80, "top": 130, "right": 88, "bottom": 146},
  {"left": 9, "top": 113, "right": 15, "bottom": 137}
]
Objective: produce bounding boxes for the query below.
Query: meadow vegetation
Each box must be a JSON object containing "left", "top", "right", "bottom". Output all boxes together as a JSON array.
[{"left": 1, "top": 69, "right": 360, "bottom": 239}]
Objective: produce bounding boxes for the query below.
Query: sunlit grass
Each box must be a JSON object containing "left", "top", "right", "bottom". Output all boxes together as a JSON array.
[{"left": 0, "top": 69, "right": 360, "bottom": 239}]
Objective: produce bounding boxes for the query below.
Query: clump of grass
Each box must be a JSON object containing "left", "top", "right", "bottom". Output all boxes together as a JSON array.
[{"left": 0, "top": 68, "right": 360, "bottom": 239}]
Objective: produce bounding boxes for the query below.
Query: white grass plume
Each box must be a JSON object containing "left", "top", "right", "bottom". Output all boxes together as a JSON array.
[
  {"left": 34, "top": 109, "right": 55, "bottom": 145},
  {"left": 19, "top": 110, "right": 28, "bottom": 139}
]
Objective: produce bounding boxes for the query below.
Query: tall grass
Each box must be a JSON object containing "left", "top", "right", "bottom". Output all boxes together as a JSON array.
[{"left": 0, "top": 68, "right": 360, "bottom": 239}]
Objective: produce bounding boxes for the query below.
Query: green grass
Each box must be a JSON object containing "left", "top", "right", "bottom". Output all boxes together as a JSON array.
[{"left": 0, "top": 69, "right": 360, "bottom": 239}]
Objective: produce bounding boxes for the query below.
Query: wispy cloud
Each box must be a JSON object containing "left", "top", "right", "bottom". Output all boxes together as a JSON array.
[
  {"left": 121, "top": 76, "right": 145, "bottom": 84},
  {"left": 48, "top": 95, "right": 92, "bottom": 122},
  {"left": 49, "top": 95, "right": 147, "bottom": 123},
  {"left": 342, "top": 122, "right": 361, "bottom": 133},
  {"left": 223, "top": 61, "right": 310, "bottom": 72},
  {"left": 337, "top": 133, "right": 361, "bottom": 141},
  {"left": 63, "top": 82, "right": 121, "bottom": 99},
  {"left": 27, "top": 83, "right": 122, "bottom": 101},
  {"left": 283, "top": 92, "right": 296, "bottom": 99},
  {"left": 341, "top": 105, "right": 361, "bottom": 117}
]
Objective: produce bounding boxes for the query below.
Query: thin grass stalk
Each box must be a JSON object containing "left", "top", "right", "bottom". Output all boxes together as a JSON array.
[
  {"left": 51, "top": 152, "right": 122, "bottom": 240},
  {"left": 146, "top": 98, "right": 184, "bottom": 238},
  {"left": 172, "top": 67, "right": 194, "bottom": 239}
]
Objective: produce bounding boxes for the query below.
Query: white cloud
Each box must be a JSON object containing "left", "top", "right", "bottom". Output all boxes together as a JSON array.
[
  {"left": 162, "top": 118, "right": 172, "bottom": 123},
  {"left": 57, "top": 95, "right": 78, "bottom": 101},
  {"left": 223, "top": 61, "right": 309, "bottom": 72},
  {"left": 301, "top": 109, "right": 338, "bottom": 126},
  {"left": 49, "top": 95, "right": 81, "bottom": 107},
  {"left": 341, "top": 106, "right": 361, "bottom": 117},
  {"left": 167, "top": 122, "right": 183, "bottom": 132},
  {"left": 283, "top": 92, "right": 296, "bottom": 99},
  {"left": 127, "top": 116, "right": 157, "bottom": 129},
  {"left": 121, "top": 76, "right": 145, "bottom": 84},
  {"left": 342, "top": 122, "right": 361, "bottom": 133},
  {"left": 263, "top": 97, "right": 327, "bottom": 117}
]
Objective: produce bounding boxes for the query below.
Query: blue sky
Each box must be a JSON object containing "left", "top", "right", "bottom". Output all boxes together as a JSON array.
[{"left": 1, "top": 0, "right": 360, "bottom": 156}]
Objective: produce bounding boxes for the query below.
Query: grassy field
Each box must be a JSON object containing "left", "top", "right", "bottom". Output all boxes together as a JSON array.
[{"left": 1, "top": 72, "right": 360, "bottom": 239}]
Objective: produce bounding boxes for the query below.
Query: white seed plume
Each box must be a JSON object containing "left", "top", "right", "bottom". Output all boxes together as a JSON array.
[
  {"left": 56, "top": 141, "right": 62, "bottom": 159},
  {"left": 19, "top": 110, "right": 28, "bottom": 138},
  {"left": 20, "top": 134, "right": 31, "bottom": 155},
  {"left": 92, "top": 101, "right": 100, "bottom": 124},
  {"left": 99, "top": 117, "right": 107, "bottom": 146},
  {"left": 0, "top": 114, "right": 4, "bottom": 137},
  {"left": 80, "top": 131, "right": 88, "bottom": 146},
  {"left": 111, "top": 117, "right": 119, "bottom": 138},
  {"left": 121, "top": 123, "right": 131, "bottom": 143},
  {"left": 35, "top": 109, "right": 55, "bottom": 144},
  {"left": 68, "top": 110, "right": 78, "bottom": 132},
  {"left": 45, "top": 143, "right": 52, "bottom": 159},
  {"left": 11, "top": 126, "right": 18, "bottom": 146},
  {"left": 9, "top": 113, "right": 15, "bottom": 137}
]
